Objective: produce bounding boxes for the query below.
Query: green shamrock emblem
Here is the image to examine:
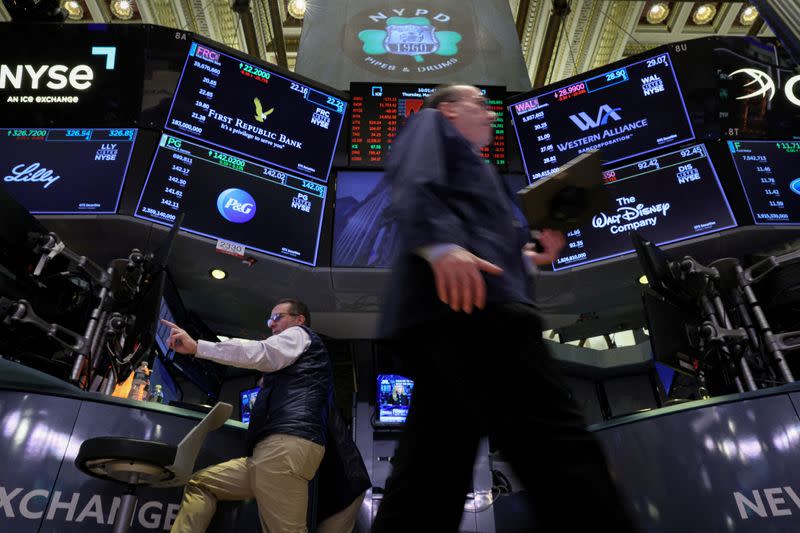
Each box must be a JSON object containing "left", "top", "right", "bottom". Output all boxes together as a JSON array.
[{"left": 358, "top": 17, "right": 461, "bottom": 63}]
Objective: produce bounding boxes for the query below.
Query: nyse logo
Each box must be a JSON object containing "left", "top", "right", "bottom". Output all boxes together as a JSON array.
[
  {"left": 291, "top": 193, "right": 312, "bottom": 213},
  {"left": 569, "top": 104, "right": 622, "bottom": 131},
  {"left": 94, "top": 144, "right": 118, "bottom": 161},
  {"left": 311, "top": 107, "right": 331, "bottom": 129},
  {"left": 0, "top": 47, "right": 115, "bottom": 93},
  {"left": 676, "top": 164, "right": 700, "bottom": 184},
  {"left": 217, "top": 188, "right": 256, "bottom": 223}
]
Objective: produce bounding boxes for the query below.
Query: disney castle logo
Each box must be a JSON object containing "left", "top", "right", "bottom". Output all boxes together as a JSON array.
[{"left": 345, "top": 6, "right": 475, "bottom": 78}]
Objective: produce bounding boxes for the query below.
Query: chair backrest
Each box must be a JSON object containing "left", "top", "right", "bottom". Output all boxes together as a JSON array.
[{"left": 154, "top": 401, "right": 233, "bottom": 487}]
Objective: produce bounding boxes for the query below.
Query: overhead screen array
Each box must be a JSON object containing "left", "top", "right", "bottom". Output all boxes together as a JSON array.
[
  {"left": 508, "top": 52, "right": 694, "bottom": 180},
  {"left": 166, "top": 42, "right": 346, "bottom": 183},
  {"left": 349, "top": 83, "right": 506, "bottom": 168},
  {"left": 728, "top": 141, "right": 800, "bottom": 225},
  {"left": 0, "top": 128, "right": 136, "bottom": 214},
  {"left": 554, "top": 144, "right": 737, "bottom": 270}
]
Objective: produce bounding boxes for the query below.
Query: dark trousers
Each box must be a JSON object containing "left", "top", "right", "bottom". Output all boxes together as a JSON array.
[{"left": 372, "top": 303, "right": 638, "bottom": 532}]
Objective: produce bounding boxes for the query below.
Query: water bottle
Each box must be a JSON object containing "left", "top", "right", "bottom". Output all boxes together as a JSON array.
[
  {"left": 128, "top": 362, "right": 150, "bottom": 401},
  {"left": 148, "top": 384, "right": 165, "bottom": 404}
]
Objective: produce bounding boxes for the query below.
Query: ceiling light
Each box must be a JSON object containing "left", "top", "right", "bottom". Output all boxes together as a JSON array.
[
  {"left": 740, "top": 5, "right": 758, "bottom": 26},
  {"left": 646, "top": 3, "right": 670, "bottom": 25},
  {"left": 638, "top": 275, "right": 649, "bottom": 285},
  {"left": 692, "top": 3, "right": 717, "bottom": 25},
  {"left": 62, "top": 0, "right": 83, "bottom": 20},
  {"left": 209, "top": 268, "right": 227, "bottom": 280},
  {"left": 287, "top": 0, "right": 306, "bottom": 19},
  {"left": 110, "top": 0, "right": 134, "bottom": 20}
]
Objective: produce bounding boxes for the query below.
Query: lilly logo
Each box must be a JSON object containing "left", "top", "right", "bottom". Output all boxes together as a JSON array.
[
  {"left": 359, "top": 16, "right": 460, "bottom": 63},
  {"left": 790, "top": 178, "right": 800, "bottom": 196},
  {"left": 217, "top": 188, "right": 256, "bottom": 223},
  {"left": 569, "top": 104, "right": 622, "bottom": 131}
]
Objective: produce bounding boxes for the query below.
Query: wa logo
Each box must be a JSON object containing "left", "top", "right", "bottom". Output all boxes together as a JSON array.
[
  {"left": 569, "top": 104, "right": 622, "bottom": 131},
  {"left": 217, "top": 188, "right": 256, "bottom": 223}
]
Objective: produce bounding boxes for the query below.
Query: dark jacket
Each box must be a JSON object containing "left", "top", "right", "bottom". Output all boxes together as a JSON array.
[
  {"left": 317, "top": 404, "right": 371, "bottom": 522},
  {"left": 245, "top": 325, "right": 333, "bottom": 455},
  {"left": 380, "top": 108, "right": 533, "bottom": 336}
]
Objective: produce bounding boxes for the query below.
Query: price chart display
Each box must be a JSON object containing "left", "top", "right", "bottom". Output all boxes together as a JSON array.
[
  {"left": 166, "top": 41, "right": 346, "bottom": 182},
  {"left": 508, "top": 52, "right": 694, "bottom": 181},
  {"left": 728, "top": 141, "right": 800, "bottom": 225},
  {"left": 554, "top": 144, "right": 737, "bottom": 270},
  {"left": 135, "top": 134, "right": 328, "bottom": 266},
  {"left": 349, "top": 83, "right": 506, "bottom": 168},
  {"left": 0, "top": 128, "right": 136, "bottom": 214}
]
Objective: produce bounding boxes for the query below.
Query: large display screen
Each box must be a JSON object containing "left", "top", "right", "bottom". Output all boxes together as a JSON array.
[
  {"left": 165, "top": 41, "right": 347, "bottom": 182},
  {"left": 0, "top": 128, "right": 136, "bottom": 214},
  {"left": 508, "top": 52, "right": 694, "bottom": 181},
  {"left": 728, "top": 140, "right": 800, "bottom": 224},
  {"left": 135, "top": 134, "right": 328, "bottom": 266},
  {"left": 554, "top": 144, "right": 737, "bottom": 271},
  {"left": 349, "top": 83, "right": 506, "bottom": 168}
]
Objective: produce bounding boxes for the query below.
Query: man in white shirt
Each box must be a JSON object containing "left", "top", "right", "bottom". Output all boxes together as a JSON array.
[{"left": 163, "top": 298, "right": 333, "bottom": 533}]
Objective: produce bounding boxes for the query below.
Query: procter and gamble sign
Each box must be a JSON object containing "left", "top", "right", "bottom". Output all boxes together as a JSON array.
[{"left": 0, "top": 23, "right": 145, "bottom": 126}]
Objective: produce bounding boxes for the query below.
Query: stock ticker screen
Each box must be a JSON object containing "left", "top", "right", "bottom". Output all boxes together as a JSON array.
[
  {"left": 165, "top": 41, "right": 346, "bottom": 182},
  {"left": 508, "top": 52, "right": 695, "bottom": 181},
  {"left": 0, "top": 128, "right": 136, "bottom": 214},
  {"left": 349, "top": 83, "right": 507, "bottom": 168},
  {"left": 134, "top": 134, "right": 327, "bottom": 266},
  {"left": 554, "top": 144, "right": 737, "bottom": 271},
  {"left": 728, "top": 141, "right": 800, "bottom": 225}
]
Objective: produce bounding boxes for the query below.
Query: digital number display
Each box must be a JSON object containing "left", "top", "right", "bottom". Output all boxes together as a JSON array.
[
  {"left": 508, "top": 52, "right": 694, "bottom": 181},
  {"left": 0, "top": 128, "right": 136, "bottom": 213},
  {"left": 165, "top": 42, "right": 346, "bottom": 182},
  {"left": 349, "top": 83, "right": 506, "bottom": 168},
  {"left": 135, "top": 134, "right": 327, "bottom": 266},
  {"left": 728, "top": 140, "right": 800, "bottom": 224},
  {"left": 554, "top": 144, "right": 736, "bottom": 270}
]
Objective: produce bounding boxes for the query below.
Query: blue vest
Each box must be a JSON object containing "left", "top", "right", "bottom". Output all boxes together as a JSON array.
[{"left": 245, "top": 325, "right": 333, "bottom": 455}]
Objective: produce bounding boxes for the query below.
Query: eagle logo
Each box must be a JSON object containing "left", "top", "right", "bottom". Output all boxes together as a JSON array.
[{"left": 253, "top": 97, "right": 274, "bottom": 122}]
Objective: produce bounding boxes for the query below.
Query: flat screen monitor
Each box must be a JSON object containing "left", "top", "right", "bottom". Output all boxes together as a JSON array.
[
  {"left": 554, "top": 144, "right": 737, "bottom": 271},
  {"left": 507, "top": 51, "right": 694, "bottom": 181},
  {"left": 0, "top": 128, "right": 136, "bottom": 214},
  {"left": 135, "top": 134, "right": 328, "bottom": 266},
  {"left": 349, "top": 83, "right": 506, "bottom": 168},
  {"left": 728, "top": 140, "right": 800, "bottom": 225},
  {"left": 150, "top": 354, "right": 180, "bottom": 404},
  {"left": 240, "top": 386, "right": 260, "bottom": 424},
  {"left": 154, "top": 297, "right": 176, "bottom": 358},
  {"left": 376, "top": 374, "right": 414, "bottom": 426},
  {"left": 165, "top": 41, "right": 346, "bottom": 182}
]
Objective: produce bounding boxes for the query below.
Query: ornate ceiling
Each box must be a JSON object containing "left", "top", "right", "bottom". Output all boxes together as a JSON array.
[{"left": 0, "top": 1, "right": 776, "bottom": 86}]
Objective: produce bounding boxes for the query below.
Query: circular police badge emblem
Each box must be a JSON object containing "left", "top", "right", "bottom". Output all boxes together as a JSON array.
[{"left": 343, "top": 3, "right": 476, "bottom": 79}]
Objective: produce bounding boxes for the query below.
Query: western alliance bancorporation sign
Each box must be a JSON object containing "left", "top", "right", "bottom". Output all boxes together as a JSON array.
[{"left": 342, "top": 4, "right": 477, "bottom": 79}]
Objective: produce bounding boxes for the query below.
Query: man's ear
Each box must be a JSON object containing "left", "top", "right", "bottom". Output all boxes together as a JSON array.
[
  {"left": 438, "top": 101, "right": 457, "bottom": 120},
  {"left": 296, "top": 314, "right": 307, "bottom": 326}
]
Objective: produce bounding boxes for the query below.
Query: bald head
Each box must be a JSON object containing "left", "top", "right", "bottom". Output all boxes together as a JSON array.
[{"left": 424, "top": 84, "right": 496, "bottom": 149}]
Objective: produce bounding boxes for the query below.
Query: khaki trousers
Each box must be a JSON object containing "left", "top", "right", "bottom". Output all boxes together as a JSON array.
[
  {"left": 170, "top": 434, "right": 325, "bottom": 533},
  {"left": 317, "top": 491, "right": 366, "bottom": 533}
]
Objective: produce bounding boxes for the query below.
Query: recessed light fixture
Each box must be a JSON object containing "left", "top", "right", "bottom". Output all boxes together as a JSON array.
[
  {"left": 740, "top": 5, "right": 758, "bottom": 26},
  {"left": 62, "top": 0, "right": 83, "bottom": 20},
  {"left": 210, "top": 268, "right": 227, "bottom": 280},
  {"left": 692, "top": 3, "right": 717, "bottom": 25},
  {"left": 110, "top": 0, "right": 134, "bottom": 20},
  {"left": 646, "top": 3, "right": 670, "bottom": 25},
  {"left": 638, "top": 275, "right": 649, "bottom": 285},
  {"left": 287, "top": 0, "right": 307, "bottom": 19}
]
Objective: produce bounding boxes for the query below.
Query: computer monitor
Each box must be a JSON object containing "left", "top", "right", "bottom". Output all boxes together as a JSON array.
[
  {"left": 240, "top": 386, "right": 260, "bottom": 424},
  {"left": 376, "top": 374, "right": 414, "bottom": 427}
]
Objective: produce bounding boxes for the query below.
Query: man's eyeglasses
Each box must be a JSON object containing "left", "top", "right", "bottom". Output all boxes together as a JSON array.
[{"left": 267, "top": 312, "right": 298, "bottom": 327}]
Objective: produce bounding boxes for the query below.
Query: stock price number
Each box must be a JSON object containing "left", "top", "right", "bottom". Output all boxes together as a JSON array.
[
  {"left": 646, "top": 55, "right": 668, "bottom": 68},
  {"left": 301, "top": 180, "right": 325, "bottom": 195},
  {"left": 680, "top": 146, "right": 704, "bottom": 158},
  {"left": 568, "top": 240, "right": 584, "bottom": 249},
  {"left": 769, "top": 201, "right": 785, "bottom": 208},
  {"left": 760, "top": 177, "right": 776, "bottom": 185},
  {"left": 161, "top": 198, "right": 180, "bottom": 210},
  {"left": 164, "top": 187, "right": 184, "bottom": 199},
  {"left": 765, "top": 189, "right": 781, "bottom": 196},
  {"left": 168, "top": 176, "right": 187, "bottom": 187},
  {"left": 290, "top": 82, "right": 309, "bottom": 97}
]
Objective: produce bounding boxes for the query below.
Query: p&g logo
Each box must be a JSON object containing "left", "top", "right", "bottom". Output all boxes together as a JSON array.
[{"left": 217, "top": 188, "right": 256, "bottom": 223}]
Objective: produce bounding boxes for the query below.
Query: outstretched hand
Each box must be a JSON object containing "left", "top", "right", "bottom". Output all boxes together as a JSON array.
[
  {"left": 160, "top": 319, "right": 198, "bottom": 355},
  {"left": 431, "top": 248, "right": 503, "bottom": 313},
  {"left": 524, "top": 229, "right": 567, "bottom": 266}
]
